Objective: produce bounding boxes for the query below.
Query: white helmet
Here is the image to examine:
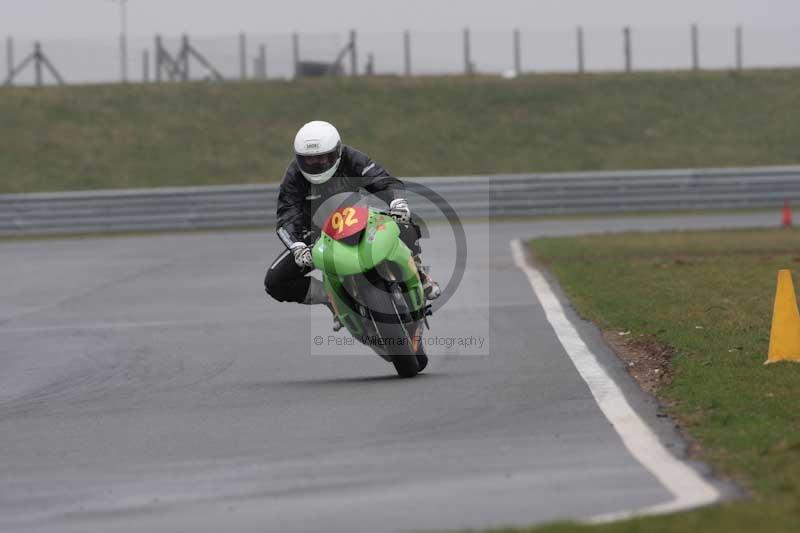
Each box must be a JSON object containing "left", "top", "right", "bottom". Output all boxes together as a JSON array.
[{"left": 294, "top": 120, "right": 342, "bottom": 185}]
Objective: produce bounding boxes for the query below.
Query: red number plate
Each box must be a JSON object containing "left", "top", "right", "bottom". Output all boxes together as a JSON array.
[{"left": 322, "top": 206, "right": 369, "bottom": 241}]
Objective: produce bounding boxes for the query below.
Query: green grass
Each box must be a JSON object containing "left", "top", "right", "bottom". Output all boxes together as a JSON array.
[
  {"left": 513, "top": 228, "right": 800, "bottom": 533},
  {"left": 3, "top": 70, "right": 800, "bottom": 193}
]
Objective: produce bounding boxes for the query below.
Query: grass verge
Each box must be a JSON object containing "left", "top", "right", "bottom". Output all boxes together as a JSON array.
[
  {"left": 507, "top": 228, "right": 800, "bottom": 533},
  {"left": 3, "top": 70, "right": 800, "bottom": 193}
]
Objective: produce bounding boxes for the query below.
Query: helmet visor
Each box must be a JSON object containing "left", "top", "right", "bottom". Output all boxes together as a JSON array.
[{"left": 296, "top": 142, "right": 342, "bottom": 177}]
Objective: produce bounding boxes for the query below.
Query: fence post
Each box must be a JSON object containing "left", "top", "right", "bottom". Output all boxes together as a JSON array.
[
  {"left": 623, "top": 26, "right": 632, "bottom": 73},
  {"left": 577, "top": 26, "right": 585, "bottom": 74},
  {"left": 120, "top": 35, "right": 128, "bottom": 82},
  {"left": 142, "top": 49, "right": 150, "bottom": 82},
  {"left": 182, "top": 35, "right": 190, "bottom": 81},
  {"left": 5, "top": 37, "right": 12, "bottom": 84},
  {"left": 349, "top": 30, "right": 358, "bottom": 76},
  {"left": 119, "top": 0, "right": 128, "bottom": 83},
  {"left": 691, "top": 24, "right": 700, "bottom": 71},
  {"left": 403, "top": 30, "right": 411, "bottom": 76},
  {"left": 155, "top": 35, "right": 162, "bottom": 82},
  {"left": 736, "top": 26, "right": 743, "bottom": 70},
  {"left": 365, "top": 53, "right": 374, "bottom": 75},
  {"left": 513, "top": 29, "right": 521, "bottom": 74},
  {"left": 463, "top": 27, "right": 472, "bottom": 75},
  {"left": 239, "top": 32, "right": 247, "bottom": 80},
  {"left": 34, "top": 42, "right": 42, "bottom": 86},
  {"left": 292, "top": 33, "right": 300, "bottom": 79}
]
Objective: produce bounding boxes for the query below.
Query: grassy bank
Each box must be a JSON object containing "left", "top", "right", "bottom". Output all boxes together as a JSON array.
[
  {"left": 3, "top": 70, "right": 800, "bottom": 193},
  {"left": 513, "top": 229, "right": 800, "bottom": 533}
]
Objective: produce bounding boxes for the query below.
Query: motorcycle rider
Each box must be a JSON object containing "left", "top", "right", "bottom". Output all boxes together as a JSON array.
[{"left": 265, "top": 120, "right": 441, "bottom": 326}]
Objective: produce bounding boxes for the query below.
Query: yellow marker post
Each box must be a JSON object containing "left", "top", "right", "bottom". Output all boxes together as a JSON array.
[{"left": 766, "top": 270, "right": 800, "bottom": 364}]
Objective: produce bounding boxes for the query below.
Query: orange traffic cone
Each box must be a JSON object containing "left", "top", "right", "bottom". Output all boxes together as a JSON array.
[
  {"left": 766, "top": 270, "right": 800, "bottom": 364},
  {"left": 782, "top": 200, "right": 793, "bottom": 228}
]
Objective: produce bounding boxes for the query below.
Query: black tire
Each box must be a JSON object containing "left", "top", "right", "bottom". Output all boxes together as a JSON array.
[
  {"left": 416, "top": 349, "right": 429, "bottom": 373},
  {"left": 357, "top": 279, "right": 420, "bottom": 378}
]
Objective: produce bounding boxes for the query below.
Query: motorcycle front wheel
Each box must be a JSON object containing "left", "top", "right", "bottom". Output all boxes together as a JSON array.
[{"left": 358, "top": 280, "right": 421, "bottom": 379}]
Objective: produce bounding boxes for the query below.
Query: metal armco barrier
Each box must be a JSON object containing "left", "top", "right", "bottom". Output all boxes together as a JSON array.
[{"left": 1, "top": 166, "right": 799, "bottom": 236}]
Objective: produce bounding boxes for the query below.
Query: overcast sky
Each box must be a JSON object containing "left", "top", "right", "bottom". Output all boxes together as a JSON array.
[{"left": 2, "top": 0, "right": 799, "bottom": 39}]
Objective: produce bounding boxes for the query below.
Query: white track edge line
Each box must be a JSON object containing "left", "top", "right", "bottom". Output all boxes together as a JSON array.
[{"left": 510, "top": 238, "right": 721, "bottom": 523}]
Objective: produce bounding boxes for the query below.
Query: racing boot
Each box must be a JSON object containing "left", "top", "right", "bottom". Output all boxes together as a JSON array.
[
  {"left": 414, "top": 255, "right": 441, "bottom": 300},
  {"left": 304, "top": 278, "right": 342, "bottom": 331}
]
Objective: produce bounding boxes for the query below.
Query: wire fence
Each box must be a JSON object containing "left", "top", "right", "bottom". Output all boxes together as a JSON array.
[{"left": 4, "top": 25, "right": 800, "bottom": 86}]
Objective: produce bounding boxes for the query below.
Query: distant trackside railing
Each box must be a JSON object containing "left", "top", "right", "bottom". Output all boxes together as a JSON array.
[{"left": 1, "top": 166, "right": 799, "bottom": 236}]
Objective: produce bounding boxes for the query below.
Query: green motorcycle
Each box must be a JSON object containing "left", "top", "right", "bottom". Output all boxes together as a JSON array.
[{"left": 312, "top": 203, "right": 430, "bottom": 378}]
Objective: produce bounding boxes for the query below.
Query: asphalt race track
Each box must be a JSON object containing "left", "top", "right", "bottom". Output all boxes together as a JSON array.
[{"left": 0, "top": 213, "right": 773, "bottom": 533}]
